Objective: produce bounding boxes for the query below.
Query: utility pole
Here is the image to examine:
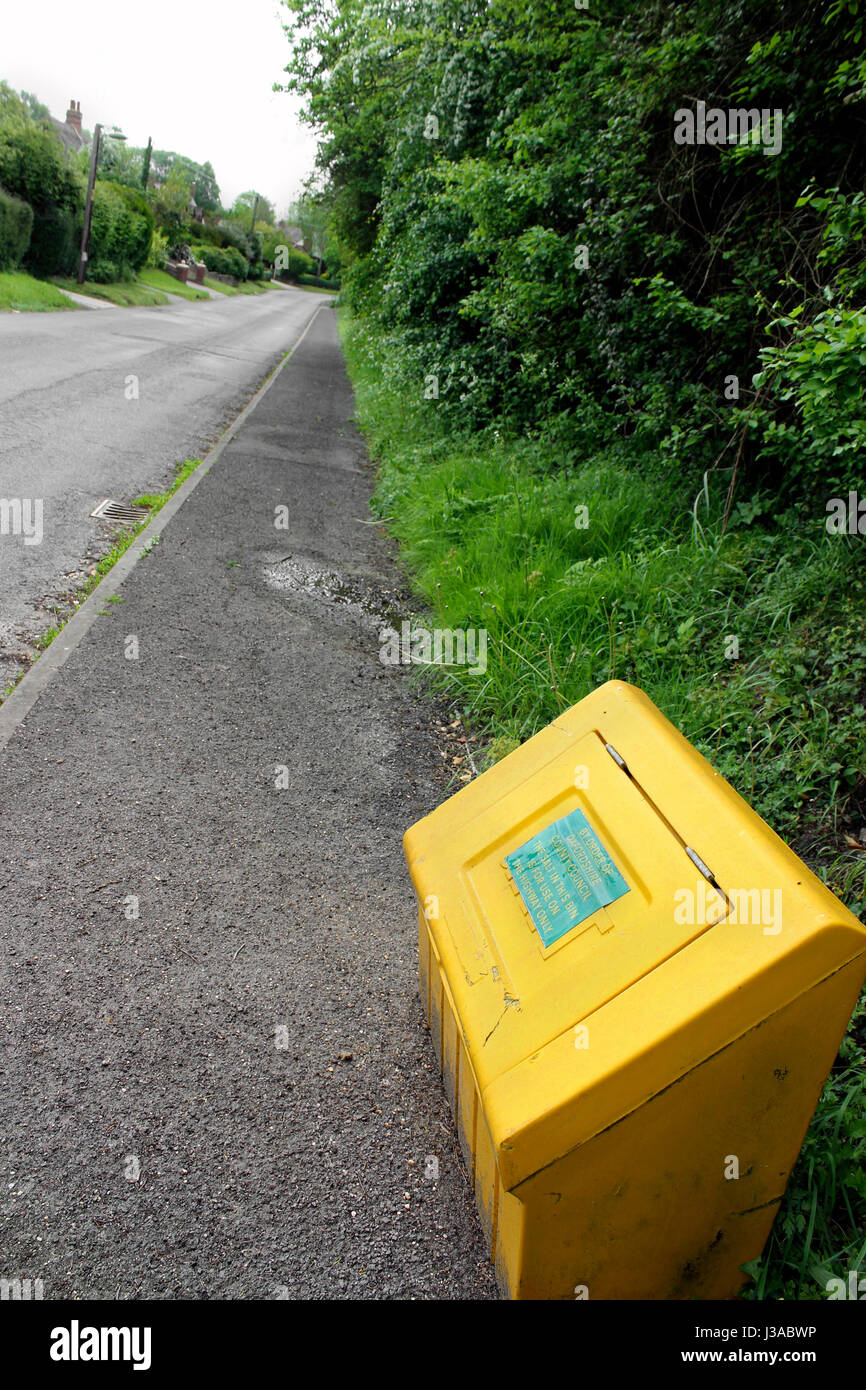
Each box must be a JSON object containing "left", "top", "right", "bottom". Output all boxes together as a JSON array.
[
  {"left": 77, "top": 124, "right": 102, "bottom": 284},
  {"left": 77, "top": 125, "right": 126, "bottom": 284},
  {"left": 249, "top": 194, "right": 259, "bottom": 232}
]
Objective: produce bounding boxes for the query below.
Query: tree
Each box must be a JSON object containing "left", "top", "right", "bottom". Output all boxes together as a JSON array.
[
  {"left": 98, "top": 136, "right": 146, "bottom": 188},
  {"left": 287, "top": 193, "right": 332, "bottom": 278},
  {"left": 150, "top": 150, "right": 221, "bottom": 211},
  {"left": 141, "top": 138, "right": 152, "bottom": 191},
  {"left": 154, "top": 165, "right": 193, "bottom": 236},
  {"left": 0, "top": 82, "right": 33, "bottom": 131},
  {"left": 230, "top": 189, "right": 275, "bottom": 228},
  {"left": 194, "top": 161, "right": 220, "bottom": 211},
  {"left": 277, "top": 0, "right": 427, "bottom": 257},
  {"left": 258, "top": 223, "right": 281, "bottom": 263},
  {"left": 278, "top": 0, "right": 866, "bottom": 479},
  {"left": 21, "top": 90, "right": 50, "bottom": 122}
]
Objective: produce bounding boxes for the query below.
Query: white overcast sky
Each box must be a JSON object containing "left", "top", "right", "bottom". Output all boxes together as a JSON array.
[{"left": 1, "top": 0, "right": 320, "bottom": 216}]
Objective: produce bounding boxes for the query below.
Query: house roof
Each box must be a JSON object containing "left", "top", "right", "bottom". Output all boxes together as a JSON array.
[
  {"left": 281, "top": 225, "right": 306, "bottom": 247},
  {"left": 49, "top": 115, "right": 87, "bottom": 155}
]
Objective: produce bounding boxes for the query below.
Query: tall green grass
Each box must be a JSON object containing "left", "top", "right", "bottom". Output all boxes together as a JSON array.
[{"left": 341, "top": 308, "right": 866, "bottom": 1301}]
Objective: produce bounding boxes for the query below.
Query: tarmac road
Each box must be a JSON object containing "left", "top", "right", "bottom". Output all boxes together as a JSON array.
[
  {"left": 0, "top": 307, "right": 498, "bottom": 1300},
  {"left": 0, "top": 286, "right": 323, "bottom": 692}
]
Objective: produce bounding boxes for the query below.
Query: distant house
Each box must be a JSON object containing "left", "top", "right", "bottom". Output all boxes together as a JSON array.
[
  {"left": 50, "top": 100, "right": 87, "bottom": 154},
  {"left": 277, "top": 223, "right": 310, "bottom": 255}
]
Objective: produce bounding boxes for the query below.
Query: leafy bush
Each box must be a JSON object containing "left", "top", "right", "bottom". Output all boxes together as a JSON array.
[
  {"left": 0, "top": 186, "right": 33, "bottom": 270},
  {"left": 180, "top": 219, "right": 260, "bottom": 277},
  {"left": 0, "top": 116, "right": 83, "bottom": 275},
  {"left": 750, "top": 304, "right": 866, "bottom": 500},
  {"left": 284, "top": 0, "right": 866, "bottom": 508},
  {"left": 0, "top": 121, "right": 83, "bottom": 220},
  {"left": 193, "top": 242, "right": 248, "bottom": 279},
  {"left": 195, "top": 222, "right": 227, "bottom": 248},
  {"left": 192, "top": 242, "right": 226, "bottom": 273},
  {"left": 225, "top": 245, "right": 249, "bottom": 279},
  {"left": 323, "top": 242, "right": 343, "bottom": 280},
  {"left": 88, "top": 180, "right": 153, "bottom": 278},
  {"left": 27, "top": 204, "right": 78, "bottom": 277},
  {"left": 146, "top": 228, "right": 169, "bottom": 269},
  {"left": 87, "top": 258, "right": 124, "bottom": 284},
  {"left": 220, "top": 219, "right": 257, "bottom": 262},
  {"left": 116, "top": 186, "right": 154, "bottom": 268},
  {"left": 274, "top": 246, "right": 315, "bottom": 282}
]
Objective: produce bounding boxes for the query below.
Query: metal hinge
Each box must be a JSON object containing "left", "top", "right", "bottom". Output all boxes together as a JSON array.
[
  {"left": 604, "top": 742, "right": 630, "bottom": 775},
  {"left": 685, "top": 845, "right": 716, "bottom": 884}
]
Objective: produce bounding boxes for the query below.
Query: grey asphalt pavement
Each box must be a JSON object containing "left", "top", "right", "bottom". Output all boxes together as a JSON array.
[
  {"left": 0, "top": 307, "right": 498, "bottom": 1300},
  {"left": 0, "top": 285, "right": 324, "bottom": 692}
]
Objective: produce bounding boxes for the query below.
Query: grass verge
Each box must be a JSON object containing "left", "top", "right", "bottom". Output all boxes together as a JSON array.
[
  {"left": 295, "top": 282, "right": 340, "bottom": 295},
  {"left": 271, "top": 278, "right": 339, "bottom": 296},
  {"left": 52, "top": 276, "right": 169, "bottom": 307},
  {"left": 0, "top": 271, "right": 77, "bottom": 311},
  {"left": 138, "top": 268, "right": 209, "bottom": 301},
  {"left": 340, "top": 306, "right": 866, "bottom": 1302},
  {"left": 203, "top": 276, "right": 238, "bottom": 296},
  {"left": 202, "top": 276, "right": 270, "bottom": 297}
]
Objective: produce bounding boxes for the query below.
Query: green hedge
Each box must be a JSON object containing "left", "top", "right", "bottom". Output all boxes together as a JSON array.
[
  {"left": 0, "top": 186, "right": 33, "bottom": 271},
  {"left": 192, "top": 219, "right": 256, "bottom": 256},
  {"left": 0, "top": 119, "right": 83, "bottom": 276},
  {"left": 298, "top": 272, "right": 339, "bottom": 288},
  {"left": 27, "top": 204, "right": 78, "bottom": 277},
  {"left": 195, "top": 223, "right": 227, "bottom": 248},
  {"left": 192, "top": 242, "right": 248, "bottom": 280},
  {"left": 88, "top": 181, "right": 154, "bottom": 278}
]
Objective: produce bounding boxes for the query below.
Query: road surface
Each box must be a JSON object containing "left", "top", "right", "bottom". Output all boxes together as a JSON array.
[
  {"left": 0, "top": 286, "right": 323, "bottom": 692},
  {"left": 0, "top": 307, "right": 497, "bottom": 1300}
]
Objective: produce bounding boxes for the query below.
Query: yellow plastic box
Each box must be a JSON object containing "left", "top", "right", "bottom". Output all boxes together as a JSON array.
[{"left": 404, "top": 681, "right": 866, "bottom": 1299}]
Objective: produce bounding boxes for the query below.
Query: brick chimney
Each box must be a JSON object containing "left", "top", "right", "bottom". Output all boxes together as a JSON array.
[{"left": 65, "top": 100, "right": 82, "bottom": 131}]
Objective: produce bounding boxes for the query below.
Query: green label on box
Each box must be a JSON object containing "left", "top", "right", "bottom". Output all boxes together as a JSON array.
[{"left": 505, "top": 809, "right": 629, "bottom": 946}]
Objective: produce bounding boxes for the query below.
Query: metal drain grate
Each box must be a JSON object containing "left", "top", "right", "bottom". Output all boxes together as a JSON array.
[{"left": 91, "top": 499, "right": 151, "bottom": 526}]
